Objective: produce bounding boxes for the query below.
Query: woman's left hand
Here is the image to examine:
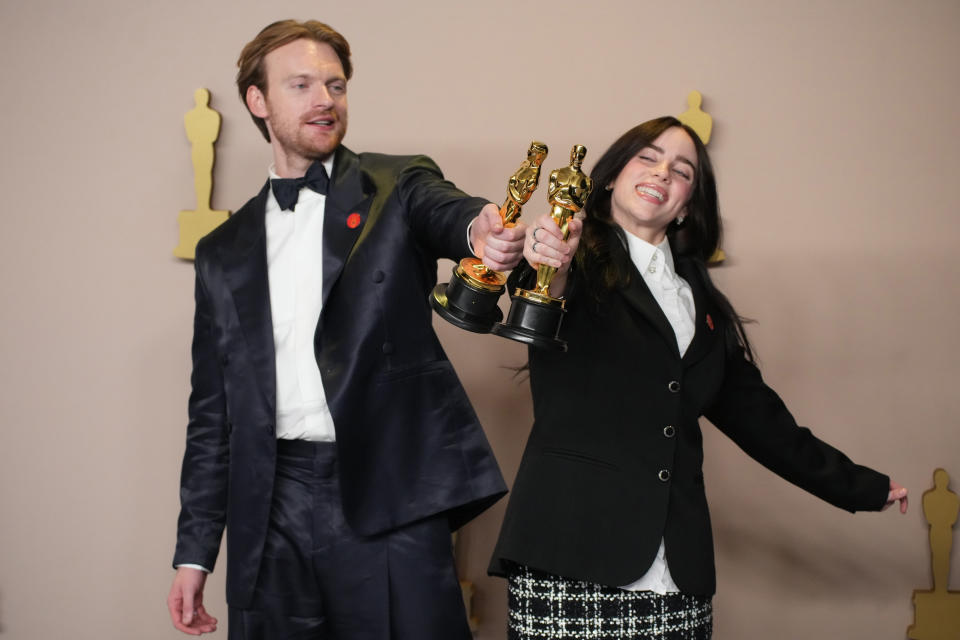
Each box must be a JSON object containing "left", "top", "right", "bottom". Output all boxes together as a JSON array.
[
  {"left": 526, "top": 213, "right": 582, "bottom": 272},
  {"left": 526, "top": 213, "right": 582, "bottom": 298},
  {"left": 882, "top": 479, "right": 908, "bottom": 514}
]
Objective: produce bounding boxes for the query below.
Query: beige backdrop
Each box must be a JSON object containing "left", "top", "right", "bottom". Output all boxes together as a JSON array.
[{"left": 1, "top": 1, "right": 958, "bottom": 638}]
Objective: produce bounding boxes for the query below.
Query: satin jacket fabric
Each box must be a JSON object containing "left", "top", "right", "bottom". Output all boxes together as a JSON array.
[
  {"left": 489, "top": 230, "right": 889, "bottom": 596},
  {"left": 173, "top": 147, "right": 507, "bottom": 608}
]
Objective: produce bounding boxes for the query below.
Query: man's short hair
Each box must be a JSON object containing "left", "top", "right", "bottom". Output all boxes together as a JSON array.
[{"left": 236, "top": 20, "right": 352, "bottom": 142}]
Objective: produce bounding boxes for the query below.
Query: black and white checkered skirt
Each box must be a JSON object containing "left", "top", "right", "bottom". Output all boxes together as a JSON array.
[{"left": 507, "top": 565, "right": 712, "bottom": 640}]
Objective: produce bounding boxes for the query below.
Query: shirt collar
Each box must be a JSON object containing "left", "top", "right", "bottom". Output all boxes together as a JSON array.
[
  {"left": 268, "top": 156, "right": 335, "bottom": 181},
  {"left": 623, "top": 231, "right": 677, "bottom": 281}
]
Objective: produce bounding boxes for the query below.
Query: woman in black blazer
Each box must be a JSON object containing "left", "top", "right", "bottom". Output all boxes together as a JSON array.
[{"left": 489, "top": 117, "right": 908, "bottom": 640}]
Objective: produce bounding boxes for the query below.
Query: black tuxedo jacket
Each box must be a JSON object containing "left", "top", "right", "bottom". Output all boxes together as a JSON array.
[
  {"left": 173, "top": 147, "right": 506, "bottom": 608},
  {"left": 489, "top": 231, "right": 888, "bottom": 595}
]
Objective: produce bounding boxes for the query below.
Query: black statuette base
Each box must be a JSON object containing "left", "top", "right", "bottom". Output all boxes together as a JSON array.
[
  {"left": 430, "top": 271, "right": 504, "bottom": 333},
  {"left": 492, "top": 291, "right": 567, "bottom": 351}
]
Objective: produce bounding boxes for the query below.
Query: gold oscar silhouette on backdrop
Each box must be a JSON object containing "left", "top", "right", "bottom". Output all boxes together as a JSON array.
[
  {"left": 677, "top": 90, "right": 712, "bottom": 145},
  {"left": 676, "top": 90, "right": 725, "bottom": 264},
  {"left": 174, "top": 88, "right": 230, "bottom": 260},
  {"left": 908, "top": 468, "right": 960, "bottom": 640}
]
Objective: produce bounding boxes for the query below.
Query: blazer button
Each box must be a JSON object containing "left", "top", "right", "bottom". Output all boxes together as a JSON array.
[
  {"left": 658, "top": 469, "right": 671, "bottom": 482},
  {"left": 667, "top": 380, "right": 680, "bottom": 393},
  {"left": 265, "top": 423, "right": 274, "bottom": 436},
  {"left": 372, "top": 270, "right": 385, "bottom": 283},
  {"left": 382, "top": 342, "right": 394, "bottom": 354},
  {"left": 663, "top": 425, "right": 675, "bottom": 438}
]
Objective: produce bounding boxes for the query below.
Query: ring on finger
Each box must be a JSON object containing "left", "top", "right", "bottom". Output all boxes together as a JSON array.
[
  {"left": 533, "top": 227, "right": 540, "bottom": 241},
  {"left": 532, "top": 241, "right": 540, "bottom": 253}
]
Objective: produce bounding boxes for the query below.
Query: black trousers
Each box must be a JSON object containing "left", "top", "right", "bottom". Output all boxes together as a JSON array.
[{"left": 228, "top": 440, "right": 471, "bottom": 640}]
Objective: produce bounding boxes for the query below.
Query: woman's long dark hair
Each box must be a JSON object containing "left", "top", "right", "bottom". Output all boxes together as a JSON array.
[{"left": 579, "top": 116, "right": 755, "bottom": 362}]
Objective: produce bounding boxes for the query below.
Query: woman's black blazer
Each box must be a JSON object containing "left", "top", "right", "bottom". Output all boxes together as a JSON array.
[{"left": 489, "top": 237, "right": 888, "bottom": 595}]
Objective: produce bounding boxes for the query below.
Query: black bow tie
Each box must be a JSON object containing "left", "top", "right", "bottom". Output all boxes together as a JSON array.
[{"left": 271, "top": 161, "right": 330, "bottom": 211}]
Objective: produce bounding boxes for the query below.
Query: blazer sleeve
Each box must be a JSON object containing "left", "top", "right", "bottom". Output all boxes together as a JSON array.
[
  {"left": 703, "top": 344, "right": 890, "bottom": 513},
  {"left": 394, "top": 156, "right": 492, "bottom": 261},
  {"left": 172, "top": 253, "right": 230, "bottom": 571}
]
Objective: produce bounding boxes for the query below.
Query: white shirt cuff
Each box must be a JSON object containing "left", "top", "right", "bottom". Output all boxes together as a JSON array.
[
  {"left": 466, "top": 218, "right": 478, "bottom": 257},
  {"left": 175, "top": 563, "right": 211, "bottom": 573}
]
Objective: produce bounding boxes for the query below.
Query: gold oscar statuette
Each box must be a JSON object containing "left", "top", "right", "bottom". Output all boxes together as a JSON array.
[
  {"left": 492, "top": 144, "right": 592, "bottom": 351},
  {"left": 430, "top": 141, "right": 549, "bottom": 332}
]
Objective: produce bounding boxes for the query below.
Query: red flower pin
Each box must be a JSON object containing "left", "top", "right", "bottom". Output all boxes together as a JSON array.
[
  {"left": 346, "top": 213, "right": 362, "bottom": 229},
  {"left": 706, "top": 314, "right": 714, "bottom": 331}
]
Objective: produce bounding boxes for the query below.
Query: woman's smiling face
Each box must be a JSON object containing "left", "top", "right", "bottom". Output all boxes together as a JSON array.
[{"left": 608, "top": 126, "right": 698, "bottom": 244}]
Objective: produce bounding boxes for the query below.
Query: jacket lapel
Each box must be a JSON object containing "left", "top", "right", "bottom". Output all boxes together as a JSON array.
[
  {"left": 610, "top": 229, "right": 680, "bottom": 357},
  {"left": 322, "top": 146, "right": 374, "bottom": 308},
  {"left": 675, "top": 257, "right": 719, "bottom": 366},
  {"left": 218, "top": 182, "right": 276, "bottom": 415}
]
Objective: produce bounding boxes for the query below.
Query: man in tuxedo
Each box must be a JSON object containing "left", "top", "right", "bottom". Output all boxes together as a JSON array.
[{"left": 166, "top": 19, "right": 526, "bottom": 639}]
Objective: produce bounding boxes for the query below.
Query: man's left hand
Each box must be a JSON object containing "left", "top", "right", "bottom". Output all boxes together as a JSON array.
[
  {"left": 882, "top": 479, "right": 908, "bottom": 514},
  {"left": 470, "top": 204, "right": 527, "bottom": 271}
]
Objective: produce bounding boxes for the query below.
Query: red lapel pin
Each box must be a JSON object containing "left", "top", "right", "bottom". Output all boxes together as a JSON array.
[
  {"left": 346, "top": 213, "right": 362, "bottom": 229},
  {"left": 706, "top": 314, "right": 714, "bottom": 331}
]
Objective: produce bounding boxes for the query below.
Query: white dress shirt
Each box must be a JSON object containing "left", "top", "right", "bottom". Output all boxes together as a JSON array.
[
  {"left": 619, "top": 231, "right": 696, "bottom": 594},
  {"left": 266, "top": 158, "right": 338, "bottom": 442}
]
